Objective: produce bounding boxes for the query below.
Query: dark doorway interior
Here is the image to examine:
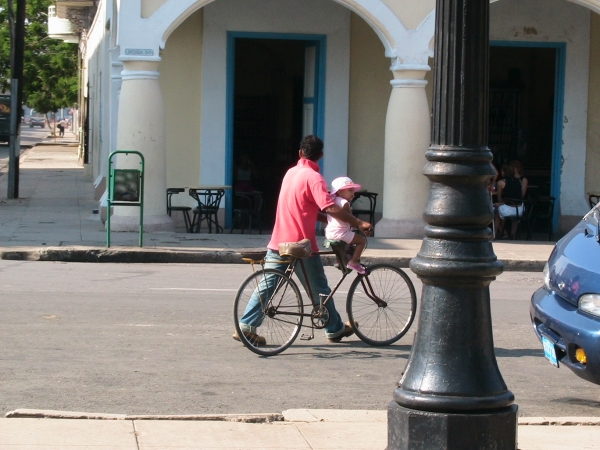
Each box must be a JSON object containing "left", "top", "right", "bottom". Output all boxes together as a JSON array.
[
  {"left": 489, "top": 46, "right": 556, "bottom": 195},
  {"left": 232, "top": 38, "right": 306, "bottom": 229}
]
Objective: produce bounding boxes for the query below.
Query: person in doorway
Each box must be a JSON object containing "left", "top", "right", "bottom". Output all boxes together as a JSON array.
[
  {"left": 324, "top": 176, "right": 367, "bottom": 274},
  {"left": 488, "top": 163, "right": 498, "bottom": 194},
  {"left": 233, "top": 153, "right": 257, "bottom": 193},
  {"left": 233, "top": 135, "right": 373, "bottom": 346},
  {"left": 493, "top": 163, "right": 524, "bottom": 239},
  {"left": 509, "top": 159, "right": 528, "bottom": 199}
]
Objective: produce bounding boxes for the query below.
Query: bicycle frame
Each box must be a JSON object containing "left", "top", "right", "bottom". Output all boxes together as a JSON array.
[{"left": 268, "top": 245, "right": 388, "bottom": 326}]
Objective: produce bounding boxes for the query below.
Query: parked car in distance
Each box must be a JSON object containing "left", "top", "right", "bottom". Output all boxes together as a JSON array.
[
  {"left": 530, "top": 203, "right": 600, "bottom": 384},
  {"left": 29, "top": 117, "right": 45, "bottom": 128}
]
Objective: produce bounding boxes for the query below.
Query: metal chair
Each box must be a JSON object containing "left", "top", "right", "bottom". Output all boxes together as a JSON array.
[
  {"left": 166, "top": 188, "right": 192, "bottom": 233},
  {"left": 530, "top": 196, "right": 556, "bottom": 241},
  {"left": 350, "top": 191, "right": 378, "bottom": 235},
  {"left": 230, "top": 191, "right": 263, "bottom": 234},
  {"left": 189, "top": 188, "right": 225, "bottom": 233}
]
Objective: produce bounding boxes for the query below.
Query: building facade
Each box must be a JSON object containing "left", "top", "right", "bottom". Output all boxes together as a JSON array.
[{"left": 71, "top": 0, "right": 600, "bottom": 236}]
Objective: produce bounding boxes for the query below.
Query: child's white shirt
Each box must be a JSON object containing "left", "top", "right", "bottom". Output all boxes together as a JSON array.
[{"left": 325, "top": 196, "right": 352, "bottom": 240}]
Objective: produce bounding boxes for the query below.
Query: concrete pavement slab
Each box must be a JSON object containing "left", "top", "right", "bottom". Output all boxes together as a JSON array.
[
  {"left": 518, "top": 425, "right": 600, "bottom": 449},
  {"left": 0, "top": 418, "right": 137, "bottom": 449},
  {"left": 293, "top": 421, "right": 387, "bottom": 449},
  {"left": 3, "top": 415, "right": 600, "bottom": 450},
  {"left": 133, "top": 420, "right": 312, "bottom": 449}
]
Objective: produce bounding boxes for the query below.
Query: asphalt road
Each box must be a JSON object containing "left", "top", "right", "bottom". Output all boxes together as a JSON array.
[
  {"left": 0, "top": 127, "right": 48, "bottom": 171},
  {"left": 0, "top": 261, "right": 597, "bottom": 418}
]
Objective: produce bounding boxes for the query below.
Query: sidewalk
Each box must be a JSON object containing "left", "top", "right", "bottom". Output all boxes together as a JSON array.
[
  {"left": 0, "top": 141, "right": 554, "bottom": 269},
  {"left": 2, "top": 409, "right": 600, "bottom": 449}
]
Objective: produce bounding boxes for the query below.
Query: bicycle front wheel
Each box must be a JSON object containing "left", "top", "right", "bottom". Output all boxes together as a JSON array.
[
  {"left": 347, "top": 264, "right": 417, "bottom": 346},
  {"left": 233, "top": 268, "right": 304, "bottom": 356}
]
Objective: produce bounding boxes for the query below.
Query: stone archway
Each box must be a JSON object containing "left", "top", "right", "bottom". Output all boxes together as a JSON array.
[{"left": 114, "top": 0, "right": 436, "bottom": 236}]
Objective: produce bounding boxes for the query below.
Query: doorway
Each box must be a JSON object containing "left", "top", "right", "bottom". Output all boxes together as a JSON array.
[
  {"left": 489, "top": 42, "right": 565, "bottom": 229},
  {"left": 226, "top": 34, "right": 325, "bottom": 230}
]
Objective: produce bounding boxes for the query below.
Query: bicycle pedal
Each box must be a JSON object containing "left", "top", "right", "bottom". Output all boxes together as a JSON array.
[{"left": 300, "top": 333, "right": 314, "bottom": 340}]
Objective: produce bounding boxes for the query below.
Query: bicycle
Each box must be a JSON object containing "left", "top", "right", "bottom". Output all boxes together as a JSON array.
[{"left": 233, "top": 237, "right": 417, "bottom": 356}]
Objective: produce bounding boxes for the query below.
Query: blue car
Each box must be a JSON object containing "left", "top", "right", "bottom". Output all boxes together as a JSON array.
[{"left": 531, "top": 204, "right": 600, "bottom": 384}]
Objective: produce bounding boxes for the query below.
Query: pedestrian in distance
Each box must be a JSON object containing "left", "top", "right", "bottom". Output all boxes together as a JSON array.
[{"left": 57, "top": 118, "right": 67, "bottom": 137}]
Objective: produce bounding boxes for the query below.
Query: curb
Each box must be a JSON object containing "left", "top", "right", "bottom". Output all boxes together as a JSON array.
[
  {"left": 0, "top": 247, "right": 246, "bottom": 264},
  {"left": 5, "top": 409, "right": 600, "bottom": 426},
  {"left": 5, "top": 409, "right": 283, "bottom": 423},
  {"left": 35, "top": 141, "right": 79, "bottom": 147},
  {"left": 0, "top": 247, "right": 545, "bottom": 270},
  {"left": 517, "top": 417, "right": 600, "bottom": 426}
]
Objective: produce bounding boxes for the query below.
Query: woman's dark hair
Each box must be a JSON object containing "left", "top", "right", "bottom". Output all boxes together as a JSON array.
[
  {"left": 299, "top": 135, "right": 324, "bottom": 161},
  {"left": 508, "top": 160, "right": 524, "bottom": 176},
  {"left": 502, "top": 163, "right": 515, "bottom": 178}
]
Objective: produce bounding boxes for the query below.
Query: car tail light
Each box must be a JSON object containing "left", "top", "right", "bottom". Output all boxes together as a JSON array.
[{"left": 578, "top": 294, "right": 600, "bottom": 318}]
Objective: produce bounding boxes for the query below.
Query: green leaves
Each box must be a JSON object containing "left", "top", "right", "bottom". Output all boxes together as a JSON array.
[{"left": 0, "top": 0, "right": 78, "bottom": 114}]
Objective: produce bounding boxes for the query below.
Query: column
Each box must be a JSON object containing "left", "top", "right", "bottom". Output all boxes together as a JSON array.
[
  {"left": 110, "top": 59, "right": 174, "bottom": 232},
  {"left": 387, "top": 0, "right": 517, "bottom": 448},
  {"left": 376, "top": 65, "right": 430, "bottom": 238}
]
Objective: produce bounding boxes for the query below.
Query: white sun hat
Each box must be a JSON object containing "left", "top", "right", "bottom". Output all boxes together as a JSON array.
[{"left": 330, "top": 176, "right": 362, "bottom": 195}]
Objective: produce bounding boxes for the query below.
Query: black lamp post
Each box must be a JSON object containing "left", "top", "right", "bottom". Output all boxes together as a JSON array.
[
  {"left": 387, "top": 0, "right": 518, "bottom": 448},
  {"left": 7, "top": 0, "right": 25, "bottom": 199}
]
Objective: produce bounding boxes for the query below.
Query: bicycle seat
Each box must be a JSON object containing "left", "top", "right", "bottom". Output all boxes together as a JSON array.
[{"left": 278, "top": 239, "right": 312, "bottom": 258}]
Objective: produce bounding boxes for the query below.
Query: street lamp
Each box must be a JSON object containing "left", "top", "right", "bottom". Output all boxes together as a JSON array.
[
  {"left": 387, "top": 0, "right": 518, "bottom": 448},
  {"left": 7, "top": 0, "right": 25, "bottom": 199}
]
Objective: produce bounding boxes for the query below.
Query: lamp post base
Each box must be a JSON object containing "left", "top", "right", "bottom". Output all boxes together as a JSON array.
[{"left": 387, "top": 401, "right": 518, "bottom": 450}]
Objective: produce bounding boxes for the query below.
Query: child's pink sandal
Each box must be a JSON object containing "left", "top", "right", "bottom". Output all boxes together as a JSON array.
[{"left": 346, "top": 261, "right": 366, "bottom": 275}]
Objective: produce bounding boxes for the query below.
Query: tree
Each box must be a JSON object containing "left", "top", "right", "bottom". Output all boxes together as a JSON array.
[{"left": 0, "top": 0, "right": 78, "bottom": 120}]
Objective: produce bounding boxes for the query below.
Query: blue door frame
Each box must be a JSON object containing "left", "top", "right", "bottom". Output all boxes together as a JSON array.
[
  {"left": 490, "top": 41, "right": 566, "bottom": 231},
  {"left": 225, "top": 32, "right": 327, "bottom": 229}
]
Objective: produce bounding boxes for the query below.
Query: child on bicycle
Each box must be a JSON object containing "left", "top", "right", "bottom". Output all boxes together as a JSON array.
[{"left": 325, "top": 176, "right": 367, "bottom": 275}]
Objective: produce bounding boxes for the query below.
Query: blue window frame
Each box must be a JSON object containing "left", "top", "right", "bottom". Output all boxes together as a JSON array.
[
  {"left": 225, "top": 32, "right": 327, "bottom": 228},
  {"left": 490, "top": 41, "right": 566, "bottom": 230}
]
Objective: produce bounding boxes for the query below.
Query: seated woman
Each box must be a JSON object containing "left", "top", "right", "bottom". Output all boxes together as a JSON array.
[
  {"left": 509, "top": 159, "right": 528, "bottom": 199},
  {"left": 494, "top": 164, "right": 524, "bottom": 239}
]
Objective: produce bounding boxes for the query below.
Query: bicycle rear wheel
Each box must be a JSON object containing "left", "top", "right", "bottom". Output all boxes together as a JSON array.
[
  {"left": 234, "top": 268, "right": 304, "bottom": 356},
  {"left": 347, "top": 264, "right": 417, "bottom": 346}
]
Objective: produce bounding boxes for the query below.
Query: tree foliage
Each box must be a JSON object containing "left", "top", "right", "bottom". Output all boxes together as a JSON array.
[{"left": 0, "top": 0, "right": 78, "bottom": 114}]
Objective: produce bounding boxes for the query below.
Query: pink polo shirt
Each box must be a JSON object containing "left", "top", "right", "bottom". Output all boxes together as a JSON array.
[{"left": 268, "top": 158, "right": 334, "bottom": 253}]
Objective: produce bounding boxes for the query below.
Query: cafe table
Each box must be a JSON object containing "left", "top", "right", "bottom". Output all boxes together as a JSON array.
[{"left": 186, "top": 186, "right": 231, "bottom": 233}]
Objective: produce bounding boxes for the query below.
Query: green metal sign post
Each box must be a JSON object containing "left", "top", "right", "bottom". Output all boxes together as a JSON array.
[{"left": 107, "top": 150, "right": 145, "bottom": 247}]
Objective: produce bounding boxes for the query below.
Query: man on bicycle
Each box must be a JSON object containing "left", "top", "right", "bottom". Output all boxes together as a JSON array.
[{"left": 233, "top": 135, "right": 373, "bottom": 346}]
